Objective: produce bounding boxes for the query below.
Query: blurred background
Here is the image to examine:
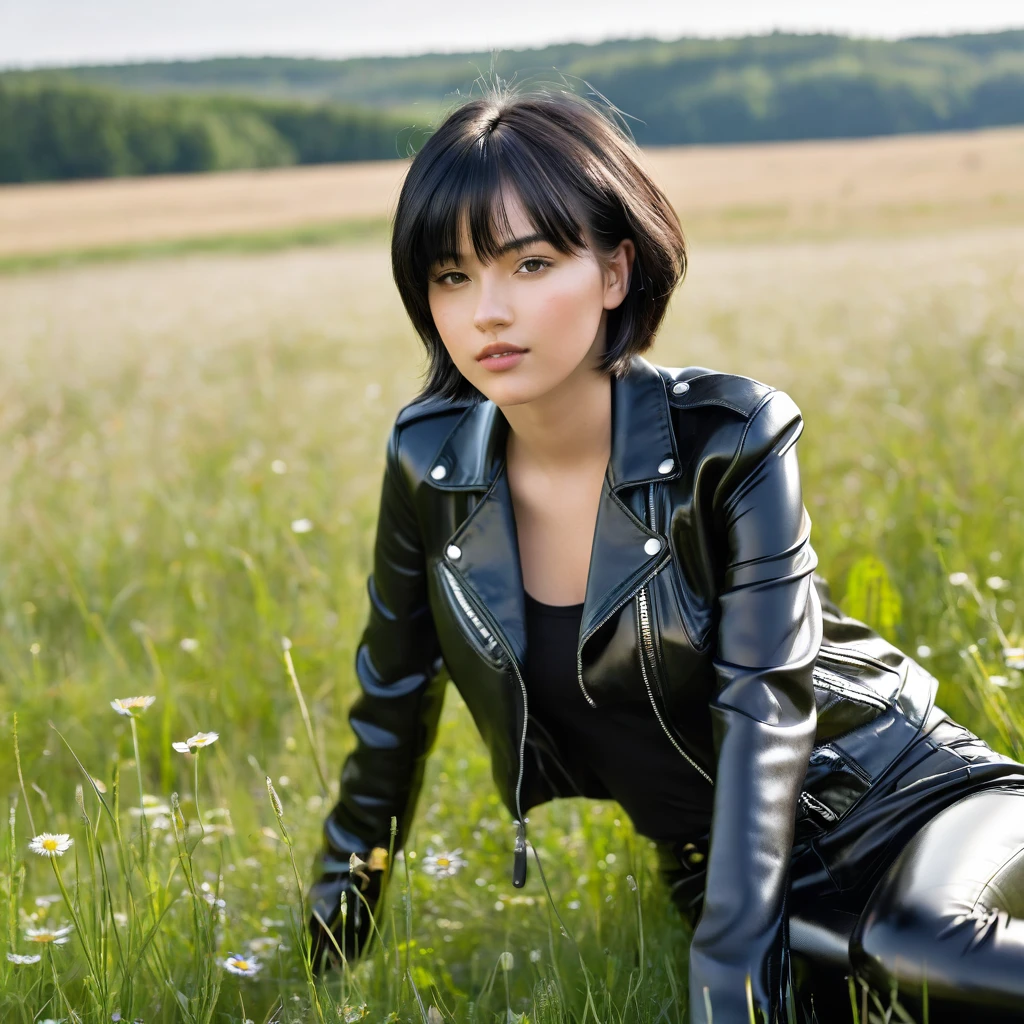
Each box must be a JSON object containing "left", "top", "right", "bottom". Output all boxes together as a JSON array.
[{"left": 2, "top": 5, "right": 1023, "bottom": 1023}]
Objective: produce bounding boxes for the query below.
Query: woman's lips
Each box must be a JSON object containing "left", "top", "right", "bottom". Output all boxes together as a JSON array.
[{"left": 477, "top": 350, "right": 526, "bottom": 371}]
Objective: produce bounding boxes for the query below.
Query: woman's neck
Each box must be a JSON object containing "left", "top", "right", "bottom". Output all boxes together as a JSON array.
[{"left": 502, "top": 367, "right": 612, "bottom": 478}]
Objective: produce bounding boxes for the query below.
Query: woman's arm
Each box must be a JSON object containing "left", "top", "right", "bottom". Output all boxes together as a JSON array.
[
  {"left": 308, "top": 417, "right": 448, "bottom": 971},
  {"left": 689, "top": 389, "right": 822, "bottom": 1022}
]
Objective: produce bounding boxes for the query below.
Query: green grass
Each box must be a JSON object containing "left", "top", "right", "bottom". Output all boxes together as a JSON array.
[
  {"left": 0, "top": 223, "right": 1022, "bottom": 1023},
  {"left": 0, "top": 216, "right": 389, "bottom": 275}
]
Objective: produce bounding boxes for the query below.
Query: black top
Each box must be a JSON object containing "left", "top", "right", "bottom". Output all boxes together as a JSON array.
[{"left": 523, "top": 588, "right": 713, "bottom": 842}]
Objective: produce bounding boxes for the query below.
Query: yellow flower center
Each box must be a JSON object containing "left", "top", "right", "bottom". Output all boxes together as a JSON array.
[
  {"left": 437, "top": 857, "right": 450, "bottom": 866},
  {"left": 42, "top": 839, "right": 58, "bottom": 851},
  {"left": 234, "top": 959, "right": 250, "bottom": 970}
]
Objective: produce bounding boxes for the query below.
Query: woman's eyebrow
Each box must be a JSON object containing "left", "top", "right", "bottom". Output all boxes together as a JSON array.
[
  {"left": 436, "top": 233, "right": 552, "bottom": 266},
  {"left": 492, "top": 232, "right": 551, "bottom": 257}
]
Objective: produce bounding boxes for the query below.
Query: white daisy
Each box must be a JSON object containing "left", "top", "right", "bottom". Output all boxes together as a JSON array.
[
  {"left": 948, "top": 571, "right": 969, "bottom": 586},
  {"left": 28, "top": 833, "right": 73, "bottom": 858},
  {"left": 25, "top": 925, "right": 73, "bottom": 945},
  {"left": 420, "top": 848, "right": 468, "bottom": 878},
  {"left": 246, "top": 936, "right": 281, "bottom": 954},
  {"left": 222, "top": 953, "right": 262, "bottom": 976},
  {"left": 110, "top": 695, "right": 156, "bottom": 717},
  {"left": 130, "top": 795, "right": 172, "bottom": 817},
  {"left": 6, "top": 952, "right": 42, "bottom": 964},
  {"left": 1003, "top": 647, "right": 1024, "bottom": 670},
  {"left": 172, "top": 731, "right": 219, "bottom": 753}
]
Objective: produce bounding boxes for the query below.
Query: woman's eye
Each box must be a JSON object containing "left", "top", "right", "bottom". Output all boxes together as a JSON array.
[
  {"left": 518, "top": 258, "right": 550, "bottom": 274},
  {"left": 437, "top": 270, "right": 467, "bottom": 285}
]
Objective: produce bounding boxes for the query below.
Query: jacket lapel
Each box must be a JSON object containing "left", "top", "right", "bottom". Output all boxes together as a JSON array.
[{"left": 425, "top": 355, "right": 682, "bottom": 698}]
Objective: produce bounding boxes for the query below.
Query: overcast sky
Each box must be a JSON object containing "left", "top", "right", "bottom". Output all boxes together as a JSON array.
[{"left": 2, "top": 0, "right": 1022, "bottom": 69}]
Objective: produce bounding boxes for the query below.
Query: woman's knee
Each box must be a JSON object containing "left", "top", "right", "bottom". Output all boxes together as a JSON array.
[{"left": 849, "top": 788, "right": 1024, "bottom": 1013}]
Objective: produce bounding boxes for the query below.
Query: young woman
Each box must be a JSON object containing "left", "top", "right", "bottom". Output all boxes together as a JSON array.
[{"left": 307, "top": 87, "right": 1024, "bottom": 1023}]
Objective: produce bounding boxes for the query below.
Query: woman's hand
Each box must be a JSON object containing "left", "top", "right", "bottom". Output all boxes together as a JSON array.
[{"left": 308, "top": 852, "right": 387, "bottom": 973}]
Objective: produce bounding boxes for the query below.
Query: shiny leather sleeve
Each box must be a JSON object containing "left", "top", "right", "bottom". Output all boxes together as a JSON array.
[
  {"left": 308, "top": 418, "right": 448, "bottom": 971},
  {"left": 688, "top": 390, "right": 822, "bottom": 1022}
]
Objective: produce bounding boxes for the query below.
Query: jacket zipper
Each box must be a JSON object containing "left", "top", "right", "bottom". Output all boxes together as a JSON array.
[
  {"left": 637, "top": 586, "right": 715, "bottom": 785},
  {"left": 811, "top": 661, "right": 889, "bottom": 710},
  {"left": 639, "top": 481, "right": 715, "bottom": 785},
  {"left": 575, "top": 556, "right": 674, "bottom": 707},
  {"left": 439, "top": 560, "right": 530, "bottom": 889},
  {"left": 818, "top": 642, "right": 897, "bottom": 676},
  {"left": 439, "top": 563, "right": 502, "bottom": 660}
]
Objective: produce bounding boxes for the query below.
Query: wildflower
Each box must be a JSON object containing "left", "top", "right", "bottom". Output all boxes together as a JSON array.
[
  {"left": 290, "top": 518, "right": 314, "bottom": 534},
  {"left": 986, "top": 576, "right": 1009, "bottom": 591},
  {"left": 222, "top": 952, "right": 262, "bottom": 976},
  {"left": 498, "top": 951, "right": 514, "bottom": 971},
  {"left": 270, "top": 459, "right": 288, "bottom": 474},
  {"left": 110, "top": 695, "right": 156, "bottom": 717},
  {"left": 420, "top": 848, "right": 467, "bottom": 878},
  {"left": 33, "top": 894, "right": 61, "bottom": 908},
  {"left": 343, "top": 1005, "right": 369, "bottom": 1022},
  {"left": 6, "top": 952, "right": 42, "bottom": 964},
  {"left": 130, "top": 794, "right": 172, "bottom": 817},
  {"left": 1003, "top": 648, "right": 1024, "bottom": 670},
  {"left": 247, "top": 936, "right": 281, "bottom": 954},
  {"left": 916, "top": 645, "right": 932, "bottom": 659},
  {"left": 28, "top": 833, "right": 73, "bottom": 858},
  {"left": 180, "top": 638, "right": 200, "bottom": 653},
  {"left": 172, "top": 731, "right": 219, "bottom": 753},
  {"left": 948, "top": 572, "right": 969, "bottom": 586},
  {"left": 529, "top": 948, "right": 542, "bottom": 963},
  {"left": 989, "top": 675, "right": 1018, "bottom": 689},
  {"left": 25, "top": 925, "right": 73, "bottom": 944}
]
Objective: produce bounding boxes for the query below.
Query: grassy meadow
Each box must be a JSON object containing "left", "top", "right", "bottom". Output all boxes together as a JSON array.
[{"left": 1, "top": 126, "right": 1024, "bottom": 1023}]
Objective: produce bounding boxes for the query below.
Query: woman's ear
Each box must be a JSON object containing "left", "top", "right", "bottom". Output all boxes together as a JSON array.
[{"left": 602, "top": 238, "right": 637, "bottom": 311}]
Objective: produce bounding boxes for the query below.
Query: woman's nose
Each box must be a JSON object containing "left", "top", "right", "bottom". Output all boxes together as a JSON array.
[{"left": 472, "top": 278, "right": 513, "bottom": 333}]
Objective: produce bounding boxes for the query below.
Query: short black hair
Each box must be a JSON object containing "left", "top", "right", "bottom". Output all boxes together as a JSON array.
[{"left": 391, "top": 84, "right": 688, "bottom": 404}]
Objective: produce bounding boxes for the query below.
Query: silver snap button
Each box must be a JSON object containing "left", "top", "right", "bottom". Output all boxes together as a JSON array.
[
  {"left": 672, "top": 381, "right": 690, "bottom": 395},
  {"left": 657, "top": 458, "right": 674, "bottom": 475},
  {"left": 430, "top": 464, "right": 447, "bottom": 480},
  {"left": 446, "top": 544, "right": 462, "bottom": 560},
  {"left": 644, "top": 538, "right": 662, "bottom": 556}
]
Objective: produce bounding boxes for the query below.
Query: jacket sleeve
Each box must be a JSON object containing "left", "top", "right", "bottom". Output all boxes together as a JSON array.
[
  {"left": 308, "top": 416, "right": 448, "bottom": 971},
  {"left": 688, "top": 389, "right": 822, "bottom": 1023}
]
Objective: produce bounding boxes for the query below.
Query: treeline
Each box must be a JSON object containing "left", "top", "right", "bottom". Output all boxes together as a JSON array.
[
  {"left": 0, "top": 81, "right": 413, "bottom": 183},
  {"left": 3, "top": 29, "right": 1023, "bottom": 183}
]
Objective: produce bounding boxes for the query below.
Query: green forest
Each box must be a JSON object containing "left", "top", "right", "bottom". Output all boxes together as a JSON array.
[{"left": 2, "top": 28, "right": 1022, "bottom": 183}]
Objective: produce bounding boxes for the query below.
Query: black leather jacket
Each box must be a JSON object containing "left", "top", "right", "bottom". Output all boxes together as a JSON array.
[{"left": 308, "top": 354, "right": 941, "bottom": 1020}]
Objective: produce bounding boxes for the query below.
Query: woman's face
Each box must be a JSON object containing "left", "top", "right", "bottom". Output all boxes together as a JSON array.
[{"left": 426, "top": 192, "right": 634, "bottom": 407}]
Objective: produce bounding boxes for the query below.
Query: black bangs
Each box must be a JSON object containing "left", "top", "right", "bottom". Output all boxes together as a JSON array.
[
  {"left": 411, "top": 132, "right": 589, "bottom": 277},
  {"left": 391, "top": 87, "right": 688, "bottom": 404}
]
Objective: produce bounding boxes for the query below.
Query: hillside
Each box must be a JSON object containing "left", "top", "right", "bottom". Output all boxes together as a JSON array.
[{"left": 2, "top": 29, "right": 1022, "bottom": 183}]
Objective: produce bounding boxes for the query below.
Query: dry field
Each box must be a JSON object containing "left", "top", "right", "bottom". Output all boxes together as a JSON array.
[
  {"left": 2, "top": 125, "right": 1024, "bottom": 259},
  {"left": 1, "top": 127, "right": 1023, "bottom": 1023}
]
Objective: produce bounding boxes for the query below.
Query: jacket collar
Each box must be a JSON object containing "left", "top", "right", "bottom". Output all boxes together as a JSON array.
[
  {"left": 426, "top": 354, "right": 681, "bottom": 494},
  {"left": 424, "top": 355, "right": 682, "bottom": 695}
]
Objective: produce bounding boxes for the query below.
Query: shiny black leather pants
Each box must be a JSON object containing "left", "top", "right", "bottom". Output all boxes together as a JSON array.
[
  {"left": 846, "top": 786, "right": 1024, "bottom": 1022},
  {"left": 659, "top": 716, "right": 1024, "bottom": 1022}
]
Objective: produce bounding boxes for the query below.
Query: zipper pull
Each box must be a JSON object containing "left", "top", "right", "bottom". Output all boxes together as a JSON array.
[{"left": 512, "top": 819, "right": 528, "bottom": 888}]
